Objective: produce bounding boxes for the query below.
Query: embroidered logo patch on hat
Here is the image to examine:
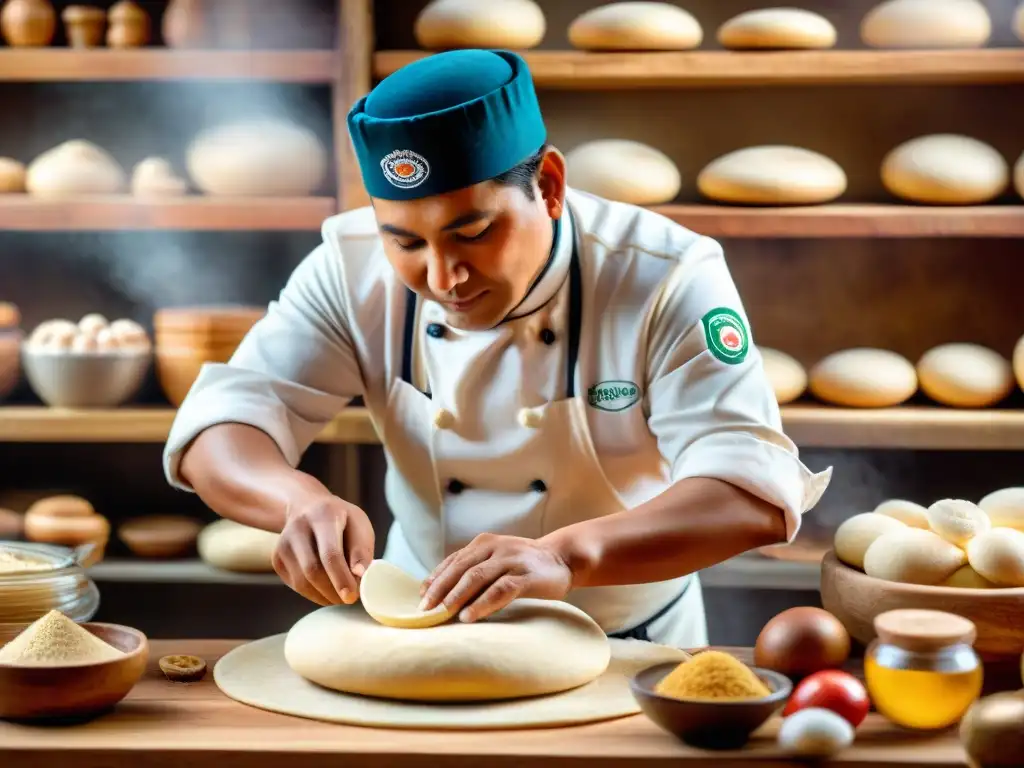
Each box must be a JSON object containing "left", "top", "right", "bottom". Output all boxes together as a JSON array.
[{"left": 380, "top": 149, "right": 430, "bottom": 189}]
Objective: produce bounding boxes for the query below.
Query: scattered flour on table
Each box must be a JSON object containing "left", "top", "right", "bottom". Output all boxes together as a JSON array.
[{"left": 0, "top": 609, "right": 124, "bottom": 665}]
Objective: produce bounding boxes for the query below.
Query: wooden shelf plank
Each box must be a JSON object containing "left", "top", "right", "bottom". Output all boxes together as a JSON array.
[
  {"left": 0, "top": 195, "right": 336, "bottom": 231},
  {"left": 0, "top": 49, "right": 336, "bottom": 83},
  {"left": 375, "top": 49, "right": 1024, "bottom": 89},
  {"left": 2, "top": 405, "right": 1023, "bottom": 450},
  {"left": 653, "top": 204, "right": 1024, "bottom": 239}
]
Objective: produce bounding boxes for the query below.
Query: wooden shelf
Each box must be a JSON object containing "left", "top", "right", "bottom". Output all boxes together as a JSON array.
[
  {"left": 2, "top": 405, "right": 1023, "bottom": 450},
  {"left": 0, "top": 49, "right": 336, "bottom": 83},
  {"left": 0, "top": 195, "right": 336, "bottom": 231},
  {"left": 652, "top": 204, "right": 1024, "bottom": 239},
  {"left": 375, "top": 49, "right": 1024, "bottom": 89}
]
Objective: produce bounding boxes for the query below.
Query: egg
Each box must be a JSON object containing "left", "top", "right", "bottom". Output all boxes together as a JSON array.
[
  {"left": 960, "top": 693, "right": 1024, "bottom": 768},
  {"left": 754, "top": 607, "right": 851, "bottom": 678},
  {"left": 778, "top": 707, "right": 854, "bottom": 757},
  {"left": 78, "top": 313, "right": 108, "bottom": 334}
]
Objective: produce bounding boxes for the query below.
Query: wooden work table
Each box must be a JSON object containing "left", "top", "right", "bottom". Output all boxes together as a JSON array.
[{"left": 0, "top": 641, "right": 969, "bottom": 768}]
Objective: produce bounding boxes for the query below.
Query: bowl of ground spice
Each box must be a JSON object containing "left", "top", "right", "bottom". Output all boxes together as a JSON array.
[
  {"left": 0, "top": 609, "right": 148, "bottom": 721},
  {"left": 630, "top": 650, "right": 792, "bottom": 750}
]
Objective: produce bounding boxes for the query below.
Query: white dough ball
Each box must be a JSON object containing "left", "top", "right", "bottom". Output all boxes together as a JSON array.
[
  {"left": 70, "top": 333, "right": 99, "bottom": 354},
  {"left": 966, "top": 528, "right": 1024, "bottom": 587},
  {"left": 568, "top": 2, "right": 702, "bottom": 51},
  {"left": 94, "top": 328, "right": 120, "bottom": 352},
  {"left": 718, "top": 9, "right": 837, "bottom": 50},
  {"left": 873, "top": 499, "right": 931, "bottom": 529},
  {"left": 926, "top": 499, "right": 991, "bottom": 548},
  {"left": 414, "top": 0, "right": 546, "bottom": 50},
  {"left": 198, "top": 518, "right": 280, "bottom": 573},
  {"left": 861, "top": 0, "right": 992, "bottom": 49},
  {"left": 834, "top": 512, "right": 907, "bottom": 570},
  {"left": 881, "top": 135, "right": 1009, "bottom": 205},
  {"left": 809, "top": 348, "right": 918, "bottom": 408},
  {"left": 863, "top": 528, "right": 967, "bottom": 585},
  {"left": 760, "top": 347, "right": 807, "bottom": 404},
  {"left": 697, "top": 146, "right": 847, "bottom": 206},
  {"left": 132, "top": 156, "right": 188, "bottom": 197},
  {"left": 565, "top": 140, "right": 681, "bottom": 205},
  {"left": 26, "top": 140, "right": 126, "bottom": 196},
  {"left": 1016, "top": 2, "right": 1024, "bottom": 42},
  {"left": 778, "top": 708, "right": 854, "bottom": 757},
  {"left": 916, "top": 343, "right": 1014, "bottom": 408},
  {"left": 940, "top": 564, "right": 996, "bottom": 589},
  {"left": 1014, "top": 334, "right": 1024, "bottom": 392},
  {"left": 1014, "top": 152, "right": 1024, "bottom": 200},
  {"left": 978, "top": 488, "right": 1024, "bottom": 532},
  {"left": 78, "top": 313, "right": 108, "bottom": 335}
]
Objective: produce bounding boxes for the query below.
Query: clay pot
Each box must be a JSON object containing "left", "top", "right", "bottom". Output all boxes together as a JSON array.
[
  {"left": 0, "top": 0, "right": 56, "bottom": 47},
  {"left": 62, "top": 5, "right": 106, "bottom": 48},
  {"left": 107, "top": 0, "right": 149, "bottom": 48},
  {"left": 118, "top": 515, "right": 202, "bottom": 559}
]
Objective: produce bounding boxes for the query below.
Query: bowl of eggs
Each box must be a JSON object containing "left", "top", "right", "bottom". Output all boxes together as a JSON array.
[
  {"left": 22, "top": 314, "right": 152, "bottom": 408},
  {"left": 820, "top": 492, "right": 1024, "bottom": 660}
]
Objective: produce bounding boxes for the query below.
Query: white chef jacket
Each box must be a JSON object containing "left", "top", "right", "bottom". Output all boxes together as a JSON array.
[{"left": 163, "top": 187, "right": 832, "bottom": 648}]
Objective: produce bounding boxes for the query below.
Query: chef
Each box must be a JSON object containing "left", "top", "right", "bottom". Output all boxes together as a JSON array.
[{"left": 164, "top": 49, "right": 831, "bottom": 648}]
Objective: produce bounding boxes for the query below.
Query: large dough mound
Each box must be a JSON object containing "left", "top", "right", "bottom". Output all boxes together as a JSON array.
[
  {"left": 198, "top": 518, "right": 280, "bottom": 573},
  {"left": 860, "top": 0, "right": 992, "bottom": 49},
  {"left": 568, "top": 2, "right": 702, "bottom": 51},
  {"left": 760, "top": 347, "right": 807, "bottom": 404},
  {"left": 414, "top": 0, "right": 546, "bottom": 50},
  {"left": 284, "top": 599, "right": 611, "bottom": 702},
  {"left": 916, "top": 343, "right": 1014, "bottom": 408},
  {"left": 565, "top": 140, "right": 680, "bottom": 205},
  {"left": 718, "top": 9, "right": 837, "bottom": 50},
  {"left": 27, "top": 140, "right": 126, "bottom": 196},
  {"left": 697, "top": 146, "right": 846, "bottom": 205},
  {"left": 881, "top": 134, "right": 1008, "bottom": 205},
  {"left": 809, "top": 348, "right": 918, "bottom": 408}
]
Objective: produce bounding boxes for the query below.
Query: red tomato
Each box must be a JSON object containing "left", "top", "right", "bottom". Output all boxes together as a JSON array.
[{"left": 782, "top": 670, "right": 870, "bottom": 728}]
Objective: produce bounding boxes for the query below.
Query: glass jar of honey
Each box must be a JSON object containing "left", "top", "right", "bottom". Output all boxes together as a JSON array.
[{"left": 864, "top": 609, "right": 983, "bottom": 730}]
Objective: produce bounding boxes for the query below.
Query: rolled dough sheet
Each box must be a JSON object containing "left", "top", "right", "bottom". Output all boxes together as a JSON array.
[
  {"left": 359, "top": 560, "right": 453, "bottom": 629},
  {"left": 214, "top": 636, "right": 689, "bottom": 730}
]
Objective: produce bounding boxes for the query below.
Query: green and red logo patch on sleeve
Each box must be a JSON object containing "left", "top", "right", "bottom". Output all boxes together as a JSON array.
[{"left": 701, "top": 307, "right": 749, "bottom": 365}]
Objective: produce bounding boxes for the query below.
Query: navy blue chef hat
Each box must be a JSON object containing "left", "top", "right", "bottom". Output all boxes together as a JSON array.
[{"left": 347, "top": 49, "right": 547, "bottom": 201}]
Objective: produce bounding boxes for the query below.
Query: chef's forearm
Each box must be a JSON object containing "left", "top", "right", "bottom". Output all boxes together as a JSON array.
[
  {"left": 542, "top": 477, "right": 787, "bottom": 589},
  {"left": 179, "top": 423, "right": 330, "bottom": 534}
]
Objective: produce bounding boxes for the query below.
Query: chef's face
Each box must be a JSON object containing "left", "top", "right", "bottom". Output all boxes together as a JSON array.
[{"left": 372, "top": 148, "right": 567, "bottom": 330}]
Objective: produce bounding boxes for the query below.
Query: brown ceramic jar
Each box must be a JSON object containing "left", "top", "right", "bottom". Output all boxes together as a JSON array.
[
  {"left": 0, "top": 0, "right": 56, "bottom": 47},
  {"left": 62, "top": 5, "right": 106, "bottom": 48},
  {"left": 107, "top": 0, "right": 149, "bottom": 48}
]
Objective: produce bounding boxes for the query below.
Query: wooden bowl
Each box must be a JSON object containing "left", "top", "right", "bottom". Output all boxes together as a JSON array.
[
  {"left": 820, "top": 551, "right": 1024, "bottom": 660},
  {"left": 0, "top": 622, "right": 148, "bottom": 721},
  {"left": 154, "top": 347, "right": 240, "bottom": 406},
  {"left": 629, "top": 662, "right": 791, "bottom": 750},
  {"left": 117, "top": 515, "right": 202, "bottom": 558},
  {"left": 153, "top": 306, "right": 264, "bottom": 334}
]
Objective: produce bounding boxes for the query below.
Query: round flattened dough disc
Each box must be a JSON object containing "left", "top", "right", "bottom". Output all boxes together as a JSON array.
[
  {"left": 414, "top": 0, "right": 546, "bottom": 50},
  {"left": 916, "top": 343, "right": 1014, "bottom": 408},
  {"left": 216, "top": 635, "right": 689, "bottom": 730},
  {"left": 359, "top": 560, "right": 452, "bottom": 629},
  {"left": 808, "top": 348, "right": 918, "bottom": 408},
  {"left": 717, "top": 9, "right": 837, "bottom": 50},
  {"left": 697, "top": 146, "right": 847, "bottom": 206},
  {"left": 881, "top": 135, "right": 1009, "bottom": 205},
  {"left": 565, "top": 140, "right": 681, "bottom": 205},
  {"left": 860, "top": 0, "right": 992, "bottom": 49},
  {"left": 284, "top": 599, "right": 611, "bottom": 702},
  {"left": 760, "top": 347, "right": 807, "bottom": 404},
  {"left": 568, "top": 2, "right": 703, "bottom": 51}
]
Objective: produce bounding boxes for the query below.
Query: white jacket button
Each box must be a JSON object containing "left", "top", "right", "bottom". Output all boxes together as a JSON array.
[
  {"left": 433, "top": 408, "right": 455, "bottom": 429},
  {"left": 517, "top": 407, "right": 544, "bottom": 428}
]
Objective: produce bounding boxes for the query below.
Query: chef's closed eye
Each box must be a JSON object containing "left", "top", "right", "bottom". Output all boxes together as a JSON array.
[{"left": 453, "top": 222, "right": 493, "bottom": 243}]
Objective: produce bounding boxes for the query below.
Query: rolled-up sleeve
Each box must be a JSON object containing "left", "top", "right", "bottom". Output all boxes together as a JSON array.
[
  {"left": 163, "top": 240, "right": 363, "bottom": 491},
  {"left": 645, "top": 236, "right": 832, "bottom": 541}
]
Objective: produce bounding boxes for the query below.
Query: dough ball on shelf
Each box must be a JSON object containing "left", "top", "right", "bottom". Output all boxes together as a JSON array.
[
  {"left": 881, "top": 134, "right": 1009, "bottom": 205},
  {"left": 860, "top": 0, "right": 992, "bottom": 49},
  {"left": 26, "top": 140, "right": 126, "bottom": 197},
  {"left": 697, "top": 146, "right": 846, "bottom": 206},
  {"left": 565, "top": 140, "right": 680, "bottom": 205},
  {"left": 916, "top": 343, "right": 1014, "bottom": 408},
  {"left": 759, "top": 347, "right": 807, "bottom": 404},
  {"left": 1016, "top": 2, "right": 1024, "bottom": 42},
  {"left": 926, "top": 499, "right": 991, "bottom": 548},
  {"left": 873, "top": 499, "right": 930, "bottom": 529},
  {"left": 808, "top": 348, "right": 918, "bottom": 408},
  {"left": 978, "top": 488, "right": 1024, "bottom": 532},
  {"left": 939, "top": 564, "right": 996, "bottom": 589},
  {"left": 863, "top": 528, "right": 967, "bottom": 585},
  {"left": 834, "top": 512, "right": 907, "bottom": 570},
  {"left": 1014, "top": 152, "right": 1024, "bottom": 200},
  {"left": 132, "top": 157, "right": 188, "bottom": 197},
  {"left": 717, "top": 9, "right": 837, "bottom": 50},
  {"left": 414, "top": 0, "right": 546, "bottom": 50},
  {"left": 965, "top": 528, "right": 1024, "bottom": 588},
  {"left": 198, "top": 518, "right": 280, "bottom": 573},
  {"left": 78, "top": 313, "right": 108, "bottom": 335},
  {"left": 0, "top": 157, "right": 26, "bottom": 193},
  {"left": 1015, "top": 333, "right": 1024, "bottom": 392},
  {"left": 568, "top": 2, "right": 702, "bottom": 51}
]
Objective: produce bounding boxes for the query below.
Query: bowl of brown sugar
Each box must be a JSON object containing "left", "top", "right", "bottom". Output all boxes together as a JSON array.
[{"left": 630, "top": 650, "right": 792, "bottom": 750}]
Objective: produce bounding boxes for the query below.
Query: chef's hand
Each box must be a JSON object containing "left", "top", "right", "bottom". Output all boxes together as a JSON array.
[
  {"left": 271, "top": 491, "right": 375, "bottom": 607},
  {"left": 418, "top": 533, "right": 573, "bottom": 623}
]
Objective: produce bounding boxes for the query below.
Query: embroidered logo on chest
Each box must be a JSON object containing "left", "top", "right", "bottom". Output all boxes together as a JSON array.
[
  {"left": 380, "top": 149, "right": 430, "bottom": 189},
  {"left": 701, "top": 307, "right": 749, "bottom": 365},
  {"left": 587, "top": 380, "right": 640, "bottom": 412}
]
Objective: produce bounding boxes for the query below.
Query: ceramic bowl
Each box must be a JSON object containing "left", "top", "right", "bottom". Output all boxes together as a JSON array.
[
  {"left": 821, "top": 551, "right": 1024, "bottom": 660},
  {"left": 0, "top": 329, "right": 21, "bottom": 401},
  {"left": 0, "top": 622, "right": 148, "bottom": 721},
  {"left": 22, "top": 348, "right": 150, "bottom": 408},
  {"left": 630, "top": 661, "right": 791, "bottom": 750}
]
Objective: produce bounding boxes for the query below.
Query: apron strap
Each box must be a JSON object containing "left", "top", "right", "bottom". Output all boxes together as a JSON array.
[{"left": 606, "top": 577, "right": 693, "bottom": 643}]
